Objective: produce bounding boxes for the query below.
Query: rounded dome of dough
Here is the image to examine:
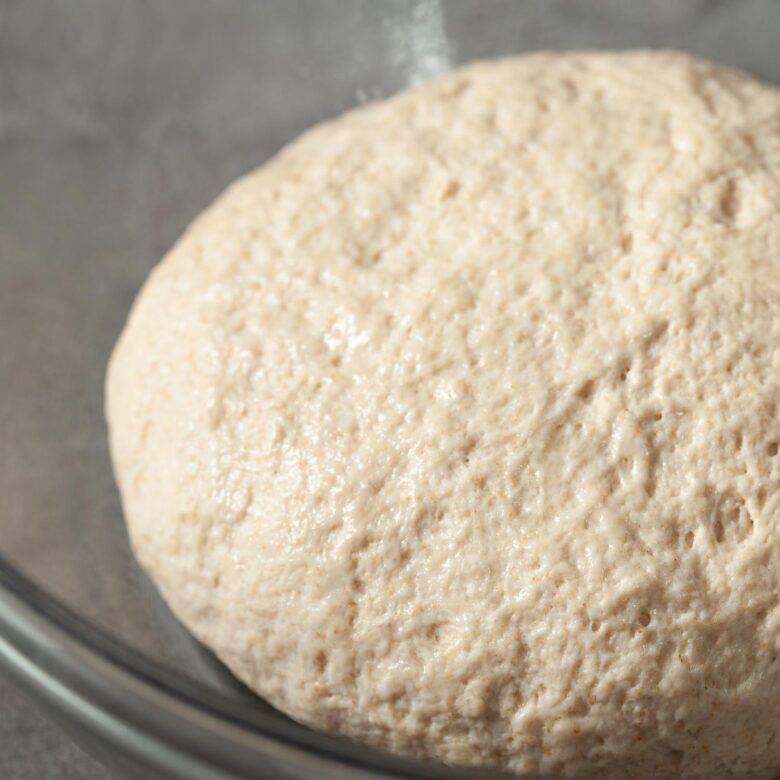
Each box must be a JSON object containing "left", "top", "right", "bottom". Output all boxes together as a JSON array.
[{"left": 108, "top": 51, "right": 780, "bottom": 779}]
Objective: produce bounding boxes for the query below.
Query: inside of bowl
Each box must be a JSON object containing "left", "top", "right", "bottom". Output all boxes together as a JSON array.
[{"left": 2, "top": 0, "right": 779, "bottom": 703}]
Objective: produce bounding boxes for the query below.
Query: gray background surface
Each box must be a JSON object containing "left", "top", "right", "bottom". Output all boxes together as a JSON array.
[
  {"left": 3, "top": 0, "right": 780, "bottom": 778},
  {"left": 0, "top": 675, "right": 108, "bottom": 779}
]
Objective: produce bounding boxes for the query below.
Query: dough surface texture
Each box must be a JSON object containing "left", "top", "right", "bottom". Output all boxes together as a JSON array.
[{"left": 107, "top": 52, "right": 780, "bottom": 779}]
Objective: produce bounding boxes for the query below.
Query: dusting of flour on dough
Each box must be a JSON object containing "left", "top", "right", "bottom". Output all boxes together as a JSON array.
[{"left": 108, "top": 52, "right": 780, "bottom": 779}]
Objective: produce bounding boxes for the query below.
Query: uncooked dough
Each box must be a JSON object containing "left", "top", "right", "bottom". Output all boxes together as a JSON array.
[{"left": 107, "top": 51, "right": 780, "bottom": 779}]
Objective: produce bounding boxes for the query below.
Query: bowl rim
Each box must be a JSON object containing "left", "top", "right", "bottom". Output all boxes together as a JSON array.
[{"left": 0, "top": 555, "right": 517, "bottom": 780}]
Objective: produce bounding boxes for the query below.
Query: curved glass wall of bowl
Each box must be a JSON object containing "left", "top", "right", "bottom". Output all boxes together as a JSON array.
[{"left": 1, "top": 0, "right": 779, "bottom": 778}]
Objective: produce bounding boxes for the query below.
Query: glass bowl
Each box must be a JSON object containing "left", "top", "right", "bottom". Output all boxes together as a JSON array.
[{"left": 1, "top": 2, "right": 779, "bottom": 778}]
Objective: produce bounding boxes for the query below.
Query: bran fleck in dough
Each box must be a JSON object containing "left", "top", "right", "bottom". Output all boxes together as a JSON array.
[{"left": 107, "top": 52, "right": 780, "bottom": 779}]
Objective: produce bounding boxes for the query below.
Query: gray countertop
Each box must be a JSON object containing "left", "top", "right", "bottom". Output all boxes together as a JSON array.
[
  {"left": 0, "top": 674, "right": 109, "bottom": 780},
  {"left": 0, "top": 671, "right": 285, "bottom": 780}
]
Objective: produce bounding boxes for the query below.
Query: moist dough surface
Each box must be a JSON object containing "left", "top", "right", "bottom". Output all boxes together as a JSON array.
[{"left": 107, "top": 52, "right": 780, "bottom": 779}]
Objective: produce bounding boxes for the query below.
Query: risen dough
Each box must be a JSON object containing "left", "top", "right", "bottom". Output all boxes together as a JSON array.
[{"left": 107, "top": 52, "right": 780, "bottom": 779}]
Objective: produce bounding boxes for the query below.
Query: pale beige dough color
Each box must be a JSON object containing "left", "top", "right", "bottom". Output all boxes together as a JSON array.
[{"left": 107, "top": 51, "right": 780, "bottom": 779}]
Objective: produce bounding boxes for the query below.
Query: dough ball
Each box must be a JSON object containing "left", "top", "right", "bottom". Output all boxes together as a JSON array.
[{"left": 107, "top": 52, "right": 780, "bottom": 779}]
